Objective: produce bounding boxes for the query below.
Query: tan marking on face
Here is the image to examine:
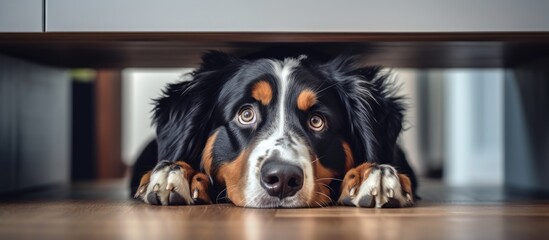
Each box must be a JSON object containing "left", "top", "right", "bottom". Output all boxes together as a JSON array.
[
  {"left": 215, "top": 149, "right": 249, "bottom": 206},
  {"left": 338, "top": 162, "right": 374, "bottom": 204},
  {"left": 297, "top": 89, "right": 317, "bottom": 111},
  {"left": 201, "top": 130, "right": 219, "bottom": 176},
  {"left": 251, "top": 80, "right": 273, "bottom": 105},
  {"left": 341, "top": 141, "right": 355, "bottom": 172},
  {"left": 310, "top": 155, "right": 337, "bottom": 207}
]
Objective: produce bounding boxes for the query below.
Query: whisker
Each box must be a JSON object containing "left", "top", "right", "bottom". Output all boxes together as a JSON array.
[
  {"left": 316, "top": 191, "right": 332, "bottom": 202},
  {"left": 240, "top": 192, "right": 253, "bottom": 207},
  {"left": 242, "top": 191, "right": 263, "bottom": 207},
  {"left": 314, "top": 200, "right": 327, "bottom": 208},
  {"left": 314, "top": 200, "right": 322, "bottom": 208},
  {"left": 298, "top": 195, "right": 310, "bottom": 208},
  {"left": 315, "top": 81, "right": 341, "bottom": 95},
  {"left": 319, "top": 195, "right": 332, "bottom": 207},
  {"left": 215, "top": 188, "right": 227, "bottom": 204},
  {"left": 217, "top": 184, "right": 238, "bottom": 203},
  {"left": 315, "top": 177, "right": 343, "bottom": 182},
  {"left": 310, "top": 155, "right": 327, "bottom": 165},
  {"left": 310, "top": 76, "right": 331, "bottom": 96},
  {"left": 316, "top": 182, "right": 335, "bottom": 194}
]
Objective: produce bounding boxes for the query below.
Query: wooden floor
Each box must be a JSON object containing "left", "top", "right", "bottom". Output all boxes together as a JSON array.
[{"left": 1, "top": 180, "right": 549, "bottom": 240}]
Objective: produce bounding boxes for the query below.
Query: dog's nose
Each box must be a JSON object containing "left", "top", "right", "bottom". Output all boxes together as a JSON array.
[{"left": 260, "top": 161, "right": 304, "bottom": 199}]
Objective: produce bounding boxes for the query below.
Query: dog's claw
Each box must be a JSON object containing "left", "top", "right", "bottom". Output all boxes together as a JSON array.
[
  {"left": 387, "top": 189, "right": 394, "bottom": 198},
  {"left": 406, "top": 193, "right": 413, "bottom": 202},
  {"left": 135, "top": 185, "right": 147, "bottom": 198},
  {"left": 349, "top": 187, "right": 356, "bottom": 197},
  {"left": 152, "top": 183, "right": 160, "bottom": 192},
  {"left": 192, "top": 189, "right": 199, "bottom": 199}
]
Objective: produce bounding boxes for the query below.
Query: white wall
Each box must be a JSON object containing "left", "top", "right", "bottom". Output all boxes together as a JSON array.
[
  {"left": 393, "top": 69, "right": 424, "bottom": 176},
  {"left": 444, "top": 69, "right": 504, "bottom": 186},
  {"left": 121, "top": 68, "right": 192, "bottom": 166},
  {"left": 398, "top": 69, "right": 504, "bottom": 186}
]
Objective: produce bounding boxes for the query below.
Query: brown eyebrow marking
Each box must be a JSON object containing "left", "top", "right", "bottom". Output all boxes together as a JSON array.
[
  {"left": 297, "top": 89, "right": 318, "bottom": 111},
  {"left": 251, "top": 80, "right": 272, "bottom": 105}
]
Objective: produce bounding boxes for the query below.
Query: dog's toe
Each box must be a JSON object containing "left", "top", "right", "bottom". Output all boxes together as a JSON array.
[
  {"left": 146, "top": 191, "right": 161, "bottom": 205},
  {"left": 357, "top": 195, "right": 375, "bottom": 208},
  {"left": 168, "top": 191, "right": 187, "bottom": 205}
]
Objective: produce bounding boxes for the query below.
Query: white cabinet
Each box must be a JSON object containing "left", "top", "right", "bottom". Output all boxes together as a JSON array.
[
  {"left": 46, "top": 0, "right": 549, "bottom": 32},
  {"left": 0, "top": 0, "right": 43, "bottom": 32}
]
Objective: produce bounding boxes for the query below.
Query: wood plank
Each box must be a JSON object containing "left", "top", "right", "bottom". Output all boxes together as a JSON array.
[
  {"left": 0, "top": 201, "right": 548, "bottom": 239},
  {"left": 0, "top": 180, "right": 549, "bottom": 239}
]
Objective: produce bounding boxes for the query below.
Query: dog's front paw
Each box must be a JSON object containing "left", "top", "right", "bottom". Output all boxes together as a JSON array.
[
  {"left": 134, "top": 160, "right": 211, "bottom": 205},
  {"left": 338, "top": 163, "right": 414, "bottom": 208}
]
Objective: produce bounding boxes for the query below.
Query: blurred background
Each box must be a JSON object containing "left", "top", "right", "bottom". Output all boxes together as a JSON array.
[
  {"left": 0, "top": 57, "right": 513, "bottom": 194},
  {"left": 118, "top": 67, "right": 505, "bottom": 187},
  {"left": 1, "top": 0, "right": 548, "bottom": 198},
  {"left": 2, "top": 1, "right": 549, "bottom": 239},
  {"left": 3, "top": 53, "right": 549, "bottom": 198}
]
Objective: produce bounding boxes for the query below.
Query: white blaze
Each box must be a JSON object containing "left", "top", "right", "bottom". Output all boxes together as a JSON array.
[{"left": 243, "top": 57, "right": 315, "bottom": 207}]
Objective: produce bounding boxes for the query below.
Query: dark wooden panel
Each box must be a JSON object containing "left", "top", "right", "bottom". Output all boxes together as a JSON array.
[
  {"left": 95, "top": 70, "right": 125, "bottom": 179},
  {"left": 1, "top": 32, "right": 549, "bottom": 68}
]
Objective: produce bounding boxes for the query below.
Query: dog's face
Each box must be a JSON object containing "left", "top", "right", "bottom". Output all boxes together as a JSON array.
[
  {"left": 153, "top": 52, "right": 403, "bottom": 208},
  {"left": 203, "top": 57, "right": 352, "bottom": 208}
]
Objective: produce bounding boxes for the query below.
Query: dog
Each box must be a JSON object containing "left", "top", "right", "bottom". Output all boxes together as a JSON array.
[{"left": 131, "top": 50, "right": 417, "bottom": 208}]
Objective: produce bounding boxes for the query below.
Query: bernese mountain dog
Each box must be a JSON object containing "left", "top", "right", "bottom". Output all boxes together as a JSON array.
[{"left": 131, "top": 50, "right": 417, "bottom": 208}]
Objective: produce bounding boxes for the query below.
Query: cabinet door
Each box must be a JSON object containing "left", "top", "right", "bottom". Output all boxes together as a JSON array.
[
  {"left": 0, "top": 54, "right": 70, "bottom": 193},
  {"left": 0, "top": 0, "right": 43, "bottom": 32},
  {"left": 46, "top": 0, "right": 549, "bottom": 32}
]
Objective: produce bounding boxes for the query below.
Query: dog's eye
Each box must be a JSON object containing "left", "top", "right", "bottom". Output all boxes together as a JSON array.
[
  {"left": 308, "top": 114, "right": 326, "bottom": 131},
  {"left": 238, "top": 106, "right": 256, "bottom": 125}
]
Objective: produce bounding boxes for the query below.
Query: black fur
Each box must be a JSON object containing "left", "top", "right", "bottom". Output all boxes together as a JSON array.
[
  {"left": 154, "top": 51, "right": 241, "bottom": 165},
  {"left": 130, "top": 51, "right": 417, "bottom": 197},
  {"left": 321, "top": 56, "right": 417, "bottom": 190}
]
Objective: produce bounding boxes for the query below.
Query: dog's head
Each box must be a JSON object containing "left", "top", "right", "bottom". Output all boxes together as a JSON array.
[{"left": 154, "top": 51, "right": 403, "bottom": 207}]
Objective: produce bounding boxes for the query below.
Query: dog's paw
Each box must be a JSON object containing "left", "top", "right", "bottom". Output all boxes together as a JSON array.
[
  {"left": 338, "top": 163, "right": 414, "bottom": 208},
  {"left": 134, "top": 160, "right": 212, "bottom": 205}
]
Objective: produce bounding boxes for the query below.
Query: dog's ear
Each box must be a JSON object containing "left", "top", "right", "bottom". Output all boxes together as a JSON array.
[
  {"left": 198, "top": 50, "right": 240, "bottom": 73},
  {"left": 323, "top": 56, "right": 404, "bottom": 163},
  {"left": 153, "top": 51, "right": 240, "bottom": 164}
]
